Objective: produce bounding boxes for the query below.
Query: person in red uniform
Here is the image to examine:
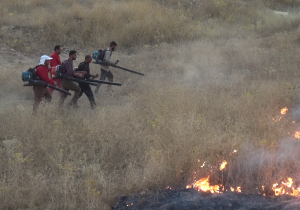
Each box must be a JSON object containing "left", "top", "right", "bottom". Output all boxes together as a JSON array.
[
  {"left": 49, "top": 45, "right": 62, "bottom": 95},
  {"left": 33, "top": 55, "right": 57, "bottom": 114}
]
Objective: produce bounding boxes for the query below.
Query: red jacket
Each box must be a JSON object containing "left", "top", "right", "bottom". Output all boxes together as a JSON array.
[
  {"left": 36, "top": 65, "right": 55, "bottom": 85},
  {"left": 50, "top": 52, "right": 61, "bottom": 67}
]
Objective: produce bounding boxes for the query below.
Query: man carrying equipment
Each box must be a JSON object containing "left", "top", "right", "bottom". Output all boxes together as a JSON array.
[
  {"left": 49, "top": 45, "right": 62, "bottom": 94},
  {"left": 33, "top": 55, "right": 57, "bottom": 114},
  {"left": 95, "top": 41, "right": 119, "bottom": 93},
  {"left": 78, "top": 55, "right": 98, "bottom": 109},
  {"left": 59, "top": 50, "right": 85, "bottom": 108}
]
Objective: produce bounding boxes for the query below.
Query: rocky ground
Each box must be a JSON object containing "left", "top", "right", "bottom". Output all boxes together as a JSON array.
[{"left": 112, "top": 189, "right": 300, "bottom": 210}]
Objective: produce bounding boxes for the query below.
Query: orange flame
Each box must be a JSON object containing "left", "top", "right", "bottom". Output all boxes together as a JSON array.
[
  {"left": 272, "top": 116, "right": 282, "bottom": 122},
  {"left": 184, "top": 106, "right": 300, "bottom": 197},
  {"left": 192, "top": 176, "right": 220, "bottom": 193},
  {"left": 281, "top": 107, "right": 288, "bottom": 115},
  {"left": 220, "top": 161, "right": 228, "bottom": 171},
  {"left": 273, "top": 107, "right": 288, "bottom": 122},
  {"left": 272, "top": 178, "right": 300, "bottom": 197},
  {"left": 284, "top": 177, "right": 293, "bottom": 187},
  {"left": 295, "top": 131, "right": 300, "bottom": 139},
  {"left": 186, "top": 175, "right": 243, "bottom": 194}
]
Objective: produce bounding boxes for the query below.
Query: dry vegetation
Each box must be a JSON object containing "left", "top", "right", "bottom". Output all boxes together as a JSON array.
[{"left": 1, "top": 0, "right": 300, "bottom": 209}]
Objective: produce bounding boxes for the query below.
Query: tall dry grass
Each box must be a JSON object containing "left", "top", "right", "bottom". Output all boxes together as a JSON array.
[
  {"left": 1, "top": 0, "right": 300, "bottom": 209},
  {"left": 1, "top": 0, "right": 300, "bottom": 52},
  {"left": 0, "top": 0, "right": 200, "bottom": 50}
]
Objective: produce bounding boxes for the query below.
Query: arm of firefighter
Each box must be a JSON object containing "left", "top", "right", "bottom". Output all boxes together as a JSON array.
[
  {"left": 91, "top": 74, "right": 98, "bottom": 78},
  {"left": 39, "top": 68, "right": 55, "bottom": 85},
  {"left": 50, "top": 57, "right": 55, "bottom": 68},
  {"left": 50, "top": 53, "right": 61, "bottom": 67},
  {"left": 57, "top": 56, "right": 62, "bottom": 66},
  {"left": 77, "top": 64, "right": 88, "bottom": 76},
  {"left": 73, "top": 72, "right": 84, "bottom": 78},
  {"left": 104, "top": 50, "right": 117, "bottom": 65}
]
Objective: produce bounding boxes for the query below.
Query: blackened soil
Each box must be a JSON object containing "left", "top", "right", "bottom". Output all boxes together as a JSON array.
[{"left": 112, "top": 189, "right": 300, "bottom": 210}]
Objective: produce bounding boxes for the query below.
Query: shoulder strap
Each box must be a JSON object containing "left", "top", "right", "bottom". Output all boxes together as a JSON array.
[
  {"left": 61, "top": 60, "right": 69, "bottom": 73},
  {"left": 101, "top": 49, "right": 107, "bottom": 61},
  {"left": 34, "top": 65, "right": 42, "bottom": 69},
  {"left": 30, "top": 65, "right": 42, "bottom": 72},
  {"left": 103, "top": 49, "right": 112, "bottom": 61}
]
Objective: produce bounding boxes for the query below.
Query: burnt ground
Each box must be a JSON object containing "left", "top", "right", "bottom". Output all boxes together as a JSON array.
[{"left": 112, "top": 189, "right": 300, "bottom": 210}]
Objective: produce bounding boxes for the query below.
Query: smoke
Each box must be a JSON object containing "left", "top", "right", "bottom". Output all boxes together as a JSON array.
[
  {"left": 180, "top": 41, "right": 225, "bottom": 85},
  {"left": 228, "top": 136, "right": 300, "bottom": 193}
]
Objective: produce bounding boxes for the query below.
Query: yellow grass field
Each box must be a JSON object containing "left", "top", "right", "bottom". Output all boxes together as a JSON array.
[{"left": 1, "top": 0, "right": 300, "bottom": 209}]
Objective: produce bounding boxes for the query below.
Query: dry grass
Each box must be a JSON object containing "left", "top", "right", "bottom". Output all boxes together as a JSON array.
[
  {"left": 1, "top": 0, "right": 300, "bottom": 209},
  {"left": 2, "top": 0, "right": 300, "bottom": 52},
  {"left": 0, "top": 0, "right": 200, "bottom": 50},
  {"left": 264, "top": 0, "right": 300, "bottom": 9}
]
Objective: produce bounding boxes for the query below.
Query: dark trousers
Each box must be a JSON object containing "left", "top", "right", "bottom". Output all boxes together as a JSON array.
[
  {"left": 33, "top": 85, "right": 52, "bottom": 114},
  {"left": 79, "top": 83, "right": 96, "bottom": 108},
  {"left": 95, "top": 69, "right": 113, "bottom": 93}
]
